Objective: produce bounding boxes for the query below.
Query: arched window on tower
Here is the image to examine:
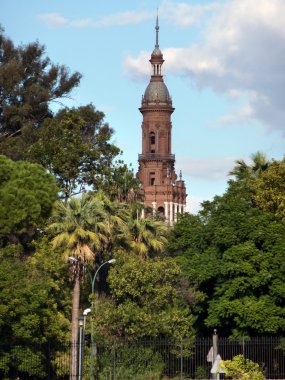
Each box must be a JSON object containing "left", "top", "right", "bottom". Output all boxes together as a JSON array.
[{"left": 150, "top": 132, "right": 155, "bottom": 145}]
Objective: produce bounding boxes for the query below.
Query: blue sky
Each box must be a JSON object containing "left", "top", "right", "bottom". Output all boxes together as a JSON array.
[{"left": 2, "top": 0, "right": 284, "bottom": 213}]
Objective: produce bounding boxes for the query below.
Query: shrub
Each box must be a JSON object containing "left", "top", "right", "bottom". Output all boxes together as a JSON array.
[{"left": 223, "top": 354, "right": 265, "bottom": 380}]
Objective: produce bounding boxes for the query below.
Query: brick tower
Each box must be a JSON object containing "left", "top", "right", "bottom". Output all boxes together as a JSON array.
[{"left": 137, "top": 17, "right": 187, "bottom": 225}]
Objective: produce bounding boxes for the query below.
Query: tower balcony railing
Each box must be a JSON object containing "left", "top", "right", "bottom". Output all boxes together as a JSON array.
[{"left": 138, "top": 153, "right": 175, "bottom": 161}]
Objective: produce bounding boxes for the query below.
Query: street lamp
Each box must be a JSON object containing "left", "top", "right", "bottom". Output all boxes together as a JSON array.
[
  {"left": 69, "top": 257, "right": 116, "bottom": 380},
  {"left": 78, "top": 308, "right": 91, "bottom": 380},
  {"left": 78, "top": 316, "right": 84, "bottom": 380},
  {"left": 89, "top": 259, "right": 116, "bottom": 380}
]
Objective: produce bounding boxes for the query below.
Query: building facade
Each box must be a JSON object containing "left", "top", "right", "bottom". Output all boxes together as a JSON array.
[{"left": 137, "top": 18, "right": 187, "bottom": 225}]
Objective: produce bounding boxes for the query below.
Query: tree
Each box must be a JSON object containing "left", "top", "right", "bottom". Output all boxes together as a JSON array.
[
  {"left": 205, "top": 230, "right": 285, "bottom": 336},
  {"left": 229, "top": 151, "right": 271, "bottom": 181},
  {"left": 47, "top": 194, "right": 108, "bottom": 380},
  {"left": 0, "top": 155, "right": 58, "bottom": 249},
  {"left": 252, "top": 158, "right": 285, "bottom": 220},
  {"left": 126, "top": 217, "right": 168, "bottom": 258},
  {"left": 100, "top": 162, "right": 142, "bottom": 203},
  {"left": 168, "top": 175, "right": 285, "bottom": 336},
  {"left": 28, "top": 105, "right": 121, "bottom": 200},
  {"left": 93, "top": 191, "right": 130, "bottom": 260},
  {"left": 0, "top": 27, "right": 81, "bottom": 160},
  {"left": 93, "top": 253, "right": 195, "bottom": 340},
  {"left": 0, "top": 240, "right": 70, "bottom": 378}
]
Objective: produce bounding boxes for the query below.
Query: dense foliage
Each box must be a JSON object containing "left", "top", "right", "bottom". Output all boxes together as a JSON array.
[
  {"left": 0, "top": 28, "right": 137, "bottom": 201},
  {"left": 0, "top": 240, "right": 70, "bottom": 378},
  {"left": 93, "top": 253, "right": 195, "bottom": 340},
  {"left": 253, "top": 158, "right": 285, "bottom": 220},
  {"left": 28, "top": 105, "right": 121, "bottom": 199},
  {"left": 223, "top": 355, "right": 265, "bottom": 380},
  {"left": 0, "top": 27, "right": 81, "bottom": 160},
  {"left": 168, "top": 157, "right": 285, "bottom": 337},
  {"left": 0, "top": 155, "right": 58, "bottom": 249}
]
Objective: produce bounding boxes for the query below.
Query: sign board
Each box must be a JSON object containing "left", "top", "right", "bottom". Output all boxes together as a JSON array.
[
  {"left": 207, "top": 346, "right": 214, "bottom": 363},
  {"left": 211, "top": 354, "right": 226, "bottom": 374}
]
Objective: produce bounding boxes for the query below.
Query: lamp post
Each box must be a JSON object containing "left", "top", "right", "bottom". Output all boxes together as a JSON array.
[
  {"left": 69, "top": 257, "right": 116, "bottom": 380},
  {"left": 89, "top": 259, "right": 116, "bottom": 380},
  {"left": 78, "top": 308, "right": 91, "bottom": 380},
  {"left": 78, "top": 316, "right": 84, "bottom": 380}
]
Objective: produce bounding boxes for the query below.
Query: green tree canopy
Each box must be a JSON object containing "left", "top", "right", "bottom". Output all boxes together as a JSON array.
[
  {"left": 28, "top": 105, "right": 121, "bottom": 199},
  {"left": 0, "top": 27, "right": 81, "bottom": 159},
  {"left": 93, "top": 253, "right": 195, "bottom": 340},
  {"left": 126, "top": 218, "right": 168, "bottom": 258},
  {"left": 229, "top": 151, "right": 272, "bottom": 181},
  {"left": 0, "top": 240, "right": 70, "bottom": 378},
  {"left": 0, "top": 155, "right": 58, "bottom": 248},
  {"left": 168, "top": 171, "right": 285, "bottom": 337},
  {"left": 99, "top": 162, "right": 142, "bottom": 203},
  {"left": 252, "top": 157, "right": 285, "bottom": 220}
]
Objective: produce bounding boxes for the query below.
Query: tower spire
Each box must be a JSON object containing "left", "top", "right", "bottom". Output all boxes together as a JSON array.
[
  {"left": 150, "top": 12, "right": 164, "bottom": 77},
  {"left": 155, "top": 11, "right": 159, "bottom": 48}
]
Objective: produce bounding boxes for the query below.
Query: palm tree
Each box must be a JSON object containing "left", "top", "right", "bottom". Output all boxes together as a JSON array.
[
  {"left": 126, "top": 217, "right": 168, "bottom": 259},
  {"left": 251, "top": 151, "right": 271, "bottom": 177},
  {"left": 229, "top": 151, "right": 271, "bottom": 181},
  {"left": 47, "top": 194, "right": 107, "bottom": 380}
]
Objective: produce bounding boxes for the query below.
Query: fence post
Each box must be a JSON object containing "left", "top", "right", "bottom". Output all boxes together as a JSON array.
[{"left": 212, "top": 329, "right": 218, "bottom": 380}]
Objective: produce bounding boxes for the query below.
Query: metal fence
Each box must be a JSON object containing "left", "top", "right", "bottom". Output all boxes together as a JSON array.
[{"left": 0, "top": 337, "right": 284, "bottom": 379}]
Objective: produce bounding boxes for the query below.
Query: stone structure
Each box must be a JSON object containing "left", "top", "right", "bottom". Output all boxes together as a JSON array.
[{"left": 137, "top": 17, "right": 187, "bottom": 225}]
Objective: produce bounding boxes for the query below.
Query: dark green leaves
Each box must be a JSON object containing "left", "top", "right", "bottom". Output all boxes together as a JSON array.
[
  {"left": 0, "top": 155, "right": 58, "bottom": 247},
  {"left": 168, "top": 160, "right": 285, "bottom": 336}
]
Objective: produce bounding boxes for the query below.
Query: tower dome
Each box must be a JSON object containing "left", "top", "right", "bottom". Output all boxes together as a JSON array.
[
  {"left": 143, "top": 80, "right": 171, "bottom": 104},
  {"left": 151, "top": 47, "right": 162, "bottom": 57}
]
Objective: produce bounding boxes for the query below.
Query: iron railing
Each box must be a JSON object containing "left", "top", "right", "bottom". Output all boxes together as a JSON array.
[{"left": 0, "top": 337, "right": 284, "bottom": 379}]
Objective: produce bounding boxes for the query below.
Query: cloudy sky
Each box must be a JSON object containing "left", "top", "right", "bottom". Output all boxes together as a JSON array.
[{"left": 2, "top": 0, "right": 284, "bottom": 213}]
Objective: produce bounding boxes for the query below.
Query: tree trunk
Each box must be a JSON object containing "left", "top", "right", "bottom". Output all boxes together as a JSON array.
[{"left": 70, "top": 275, "right": 80, "bottom": 380}]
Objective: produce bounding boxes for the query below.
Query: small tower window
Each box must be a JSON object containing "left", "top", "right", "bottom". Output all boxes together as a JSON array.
[
  {"left": 149, "top": 172, "right": 155, "bottom": 186},
  {"left": 150, "top": 132, "right": 155, "bottom": 145}
]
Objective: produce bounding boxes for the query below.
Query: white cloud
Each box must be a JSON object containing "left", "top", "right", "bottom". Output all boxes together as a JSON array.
[
  {"left": 124, "top": 51, "right": 150, "bottom": 82},
  {"left": 176, "top": 157, "right": 236, "bottom": 180},
  {"left": 91, "top": 11, "right": 154, "bottom": 27},
  {"left": 38, "top": 10, "right": 154, "bottom": 29},
  {"left": 186, "top": 195, "right": 209, "bottom": 214},
  {"left": 37, "top": 13, "right": 68, "bottom": 27},
  {"left": 218, "top": 105, "right": 255, "bottom": 126},
  {"left": 125, "top": 0, "right": 285, "bottom": 134},
  {"left": 160, "top": 0, "right": 220, "bottom": 27}
]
